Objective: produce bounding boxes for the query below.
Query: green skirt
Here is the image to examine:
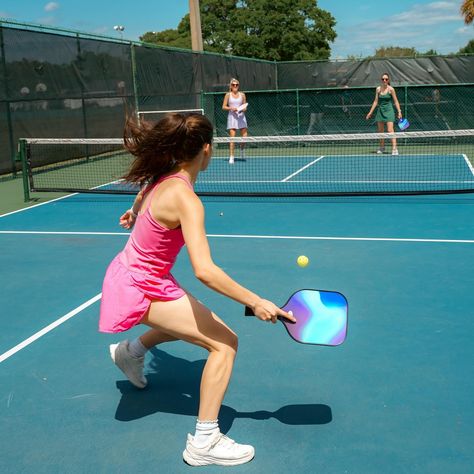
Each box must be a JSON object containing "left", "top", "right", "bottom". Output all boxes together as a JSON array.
[{"left": 375, "top": 102, "right": 395, "bottom": 123}]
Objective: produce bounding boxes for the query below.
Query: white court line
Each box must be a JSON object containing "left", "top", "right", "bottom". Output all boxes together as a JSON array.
[
  {"left": 1, "top": 229, "right": 474, "bottom": 244},
  {"left": 0, "top": 293, "right": 102, "bottom": 364},
  {"left": 207, "top": 234, "right": 474, "bottom": 244},
  {"left": 462, "top": 154, "right": 474, "bottom": 177},
  {"left": 0, "top": 230, "right": 129, "bottom": 236},
  {"left": 0, "top": 193, "right": 78, "bottom": 219},
  {"left": 281, "top": 156, "right": 325, "bottom": 182},
  {"left": 2, "top": 230, "right": 473, "bottom": 363},
  {"left": 200, "top": 179, "right": 474, "bottom": 183}
]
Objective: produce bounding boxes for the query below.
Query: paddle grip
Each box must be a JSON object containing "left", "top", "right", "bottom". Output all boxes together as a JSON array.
[{"left": 244, "top": 306, "right": 255, "bottom": 316}]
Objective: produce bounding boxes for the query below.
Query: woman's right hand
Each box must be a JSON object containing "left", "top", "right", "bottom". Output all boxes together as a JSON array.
[
  {"left": 253, "top": 299, "right": 297, "bottom": 324},
  {"left": 366, "top": 112, "right": 372, "bottom": 120}
]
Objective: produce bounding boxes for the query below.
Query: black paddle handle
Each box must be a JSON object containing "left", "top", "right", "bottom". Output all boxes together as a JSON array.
[
  {"left": 244, "top": 305, "right": 295, "bottom": 324},
  {"left": 244, "top": 306, "right": 255, "bottom": 316}
]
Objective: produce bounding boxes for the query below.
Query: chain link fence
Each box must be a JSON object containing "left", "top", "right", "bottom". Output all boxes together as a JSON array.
[
  {"left": 203, "top": 83, "right": 474, "bottom": 137},
  {"left": 2, "top": 18, "right": 474, "bottom": 177}
]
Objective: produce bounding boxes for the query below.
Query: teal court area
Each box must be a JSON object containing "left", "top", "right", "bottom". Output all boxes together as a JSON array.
[{"left": 1, "top": 192, "right": 473, "bottom": 473}]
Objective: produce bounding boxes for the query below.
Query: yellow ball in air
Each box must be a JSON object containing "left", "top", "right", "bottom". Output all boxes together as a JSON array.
[{"left": 297, "top": 255, "right": 309, "bottom": 268}]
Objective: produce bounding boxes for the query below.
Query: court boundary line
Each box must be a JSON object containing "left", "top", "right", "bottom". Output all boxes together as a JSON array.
[
  {"left": 2, "top": 230, "right": 473, "bottom": 363},
  {"left": 198, "top": 179, "right": 474, "bottom": 184},
  {"left": 0, "top": 193, "right": 77, "bottom": 219},
  {"left": 0, "top": 293, "right": 102, "bottom": 364},
  {"left": 462, "top": 154, "right": 474, "bottom": 176},
  {"left": 1, "top": 230, "right": 474, "bottom": 244},
  {"left": 281, "top": 156, "right": 325, "bottom": 181}
]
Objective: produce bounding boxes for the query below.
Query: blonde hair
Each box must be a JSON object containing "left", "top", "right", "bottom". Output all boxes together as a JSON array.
[{"left": 229, "top": 78, "right": 240, "bottom": 91}]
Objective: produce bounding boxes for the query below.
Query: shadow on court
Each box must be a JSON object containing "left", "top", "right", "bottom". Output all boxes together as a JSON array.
[{"left": 114, "top": 348, "right": 332, "bottom": 432}]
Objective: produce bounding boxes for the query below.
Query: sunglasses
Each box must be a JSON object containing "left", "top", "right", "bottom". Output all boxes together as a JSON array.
[
  {"left": 231, "top": 83, "right": 239, "bottom": 87},
  {"left": 381, "top": 77, "right": 389, "bottom": 81}
]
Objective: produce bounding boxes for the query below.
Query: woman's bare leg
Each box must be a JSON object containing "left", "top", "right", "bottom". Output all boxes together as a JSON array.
[
  {"left": 386, "top": 121, "right": 397, "bottom": 150},
  {"left": 377, "top": 122, "right": 385, "bottom": 150},
  {"left": 138, "top": 328, "right": 178, "bottom": 348},
  {"left": 141, "top": 293, "right": 238, "bottom": 421},
  {"left": 229, "top": 129, "right": 236, "bottom": 159},
  {"left": 240, "top": 128, "right": 248, "bottom": 157}
]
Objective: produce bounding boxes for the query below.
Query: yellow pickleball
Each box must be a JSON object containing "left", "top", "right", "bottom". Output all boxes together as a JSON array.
[{"left": 297, "top": 255, "right": 309, "bottom": 267}]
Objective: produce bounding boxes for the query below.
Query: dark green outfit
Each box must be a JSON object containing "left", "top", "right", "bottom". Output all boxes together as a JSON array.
[{"left": 375, "top": 91, "right": 395, "bottom": 122}]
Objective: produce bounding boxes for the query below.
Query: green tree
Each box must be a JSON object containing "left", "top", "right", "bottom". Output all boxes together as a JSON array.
[
  {"left": 420, "top": 49, "right": 439, "bottom": 56},
  {"left": 140, "top": 0, "right": 336, "bottom": 61},
  {"left": 140, "top": 17, "right": 191, "bottom": 49},
  {"left": 458, "top": 39, "right": 474, "bottom": 54},
  {"left": 374, "top": 46, "right": 418, "bottom": 57},
  {"left": 373, "top": 46, "right": 440, "bottom": 58}
]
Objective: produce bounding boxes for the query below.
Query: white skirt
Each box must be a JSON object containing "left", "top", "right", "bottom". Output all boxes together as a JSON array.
[{"left": 227, "top": 111, "right": 247, "bottom": 130}]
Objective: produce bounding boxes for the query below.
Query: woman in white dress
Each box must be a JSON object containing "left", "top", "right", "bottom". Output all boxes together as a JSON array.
[{"left": 222, "top": 78, "right": 247, "bottom": 164}]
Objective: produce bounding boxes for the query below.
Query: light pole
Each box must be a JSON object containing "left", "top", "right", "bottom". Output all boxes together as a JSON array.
[
  {"left": 113, "top": 25, "right": 125, "bottom": 40},
  {"left": 189, "top": 0, "right": 203, "bottom": 51}
]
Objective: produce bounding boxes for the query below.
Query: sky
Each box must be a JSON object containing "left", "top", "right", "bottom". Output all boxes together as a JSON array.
[{"left": 0, "top": 0, "right": 472, "bottom": 58}]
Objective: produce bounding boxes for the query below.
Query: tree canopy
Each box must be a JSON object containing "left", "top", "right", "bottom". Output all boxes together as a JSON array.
[
  {"left": 373, "top": 46, "right": 439, "bottom": 58},
  {"left": 139, "top": 0, "right": 337, "bottom": 61},
  {"left": 140, "top": 16, "right": 192, "bottom": 50},
  {"left": 459, "top": 39, "right": 474, "bottom": 54}
]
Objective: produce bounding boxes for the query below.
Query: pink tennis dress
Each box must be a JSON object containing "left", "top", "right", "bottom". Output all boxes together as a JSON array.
[{"left": 99, "top": 174, "right": 191, "bottom": 333}]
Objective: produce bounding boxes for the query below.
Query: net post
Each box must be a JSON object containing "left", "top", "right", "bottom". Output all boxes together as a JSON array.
[{"left": 17, "top": 139, "right": 30, "bottom": 202}]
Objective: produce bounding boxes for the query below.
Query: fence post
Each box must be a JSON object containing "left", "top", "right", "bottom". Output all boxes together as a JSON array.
[
  {"left": 17, "top": 139, "right": 30, "bottom": 202},
  {"left": 296, "top": 89, "right": 300, "bottom": 135},
  {"left": 0, "top": 25, "right": 17, "bottom": 176},
  {"left": 130, "top": 43, "right": 140, "bottom": 119},
  {"left": 274, "top": 60, "right": 279, "bottom": 90},
  {"left": 76, "top": 33, "right": 89, "bottom": 140},
  {"left": 404, "top": 85, "right": 408, "bottom": 119}
]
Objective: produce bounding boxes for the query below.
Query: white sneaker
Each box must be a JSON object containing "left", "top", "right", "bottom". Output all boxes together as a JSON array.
[
  {"left": 228, "top": 156, "right": 235, "bottom": 164},
  {"left": 376, "top": 148, "right": 385, "bottom": 154},
  {"left": 183, "top": 431, "right": 255, "bottom": 466},
  {"left": 109, "top": 340, "right": 147, "bottom": 389},
  {"left": 392, "top": 149, "right": 399, "bottom": 156}
]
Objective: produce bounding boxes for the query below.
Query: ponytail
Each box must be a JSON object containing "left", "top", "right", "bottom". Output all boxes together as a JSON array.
[{"left": 123, "top": 113, "right": 213, "bottom": 186}]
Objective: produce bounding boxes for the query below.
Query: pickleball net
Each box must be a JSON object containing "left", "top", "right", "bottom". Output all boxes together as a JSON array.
[{"left": 20, "top": 129, "right": 474, "bottom": 197}]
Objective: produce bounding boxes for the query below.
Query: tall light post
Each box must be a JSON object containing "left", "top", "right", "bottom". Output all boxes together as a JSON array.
[
  {"left": 113, "top": 25, "right": 125, "bottom": 40},
  {"left": 189, "top": 0, "right": 203, "bottom": 51}
]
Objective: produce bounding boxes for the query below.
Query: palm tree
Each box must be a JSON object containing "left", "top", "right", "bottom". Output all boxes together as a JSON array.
[{"left": 461, "top": 0, "right": 474, "bottom": 24}]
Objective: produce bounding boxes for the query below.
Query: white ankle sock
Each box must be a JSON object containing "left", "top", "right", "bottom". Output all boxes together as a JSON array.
[
  {"left": 194, "top": 419, "right": 219, "bottom": 447},
  {"left": 128, "top": 338, "right": 148, "bottom": 358}
]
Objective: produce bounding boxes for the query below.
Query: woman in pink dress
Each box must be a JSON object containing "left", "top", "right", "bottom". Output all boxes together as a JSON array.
[{"left": 99, "top": 113, "right": 294, "bottom": 467}]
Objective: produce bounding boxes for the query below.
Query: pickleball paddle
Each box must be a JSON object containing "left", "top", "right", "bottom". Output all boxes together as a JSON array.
[
  {"left": 398, "top": 118, "right": 410, "bottom": 130},
  {"left": 245, "top": 289, "right": 348, "bottom": 346}
]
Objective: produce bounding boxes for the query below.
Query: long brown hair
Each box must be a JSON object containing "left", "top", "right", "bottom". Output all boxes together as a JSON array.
[{"left": 123, "top": 113, "right": 213, "bottom": 186}]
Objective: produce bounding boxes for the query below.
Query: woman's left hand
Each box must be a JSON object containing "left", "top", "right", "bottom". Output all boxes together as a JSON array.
[{"left": 119, "top": 210, "right": 137, "bottom": 229}]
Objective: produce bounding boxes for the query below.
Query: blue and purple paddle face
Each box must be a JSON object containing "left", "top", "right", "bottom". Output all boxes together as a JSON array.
[
  {"left": 398, "top": 118, "right": 410, "bottom": 130},
  {"left": 245, "top": 289, "right": 348, "bottom": 346}
]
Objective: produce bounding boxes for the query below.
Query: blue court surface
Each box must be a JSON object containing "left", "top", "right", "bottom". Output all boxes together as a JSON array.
[
  {"left": 1, "top": 192, "right": 474, "bottom": 473},
  {"left": 196, "top": 152, "right": 474, "bottom": 194}
]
